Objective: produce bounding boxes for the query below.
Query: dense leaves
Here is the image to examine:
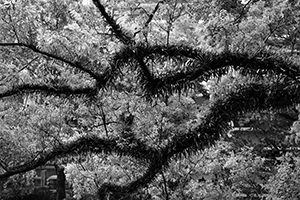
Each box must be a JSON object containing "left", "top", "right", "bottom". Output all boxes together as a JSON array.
[{"left": 1, "top": 0, "right": 300, "bottom": 199}]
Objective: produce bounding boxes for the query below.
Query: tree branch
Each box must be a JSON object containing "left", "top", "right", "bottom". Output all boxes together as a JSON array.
[
  {"left": 0, "top": 84, "right": 98, "bottom": 98},
  {"left": 133, "top": 0, "right": 166, "bottom": 37},
  {"left": 112, "top": 44, "right": 300, "bottom": 98},
  {"left": 92, "top": 0, "right": 134, "bottom": 45},
  {"left": 0, "top": 135, "right": 158, "bottom": 179},
  {"left": 0, "top": 43, "right": 101, "bottom": 81},
  {"left": 96, "top": 81, "right": 300, "bottom": 199},
  {"left": 97, "top": 154, "right": 165, "bottom": 199}
]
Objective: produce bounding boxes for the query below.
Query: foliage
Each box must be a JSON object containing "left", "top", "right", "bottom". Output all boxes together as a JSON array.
[
  {"left": 264, "top": 155, "right": 300, "bottom": 200},
  {"left": 0, "top": 171, "right": 36, "bottom": 200},
  {"left": 1, "top": 0, "right": 300, "bottom": 199},
  {"left": 142, "top": 141, "right": 271, "bottom": 199},
  {"left": 65, "top": 154, "right": 147, "bottom": 200}
]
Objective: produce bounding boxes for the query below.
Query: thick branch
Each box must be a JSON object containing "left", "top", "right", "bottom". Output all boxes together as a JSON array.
[
  {"left": 0, "top": 84, "right": 98, "bottom": 98},
  {"left": 0, "top": 135, "right": 158, "bottom": 179},
  {"left": 96, "top": 81, "right": 300, "bottom": 198},
  {"left": 141, "top": 45, "right": 300, "bottom": 79},
  {"left": 2, "top": 41, "right": 300, "bottom": 197},
  {"left": 92, "top": 0, "right": 134, "bottom": 45},
  {"left": 165, "top": 81, "right": 300, "bottom": 160},
  {"left": 112, "top": 44, "right": 300, "bottom": 97},
  {"left": 97, "top": 155, "right": 165, "bottom": 199}
]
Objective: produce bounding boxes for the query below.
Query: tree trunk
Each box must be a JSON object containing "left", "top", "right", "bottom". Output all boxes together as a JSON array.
[{"left": 55, "top": 164, "right": 66, "bottom": 200}]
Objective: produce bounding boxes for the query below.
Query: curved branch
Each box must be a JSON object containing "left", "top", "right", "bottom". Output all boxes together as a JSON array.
[
  {"left": 3, "top": 43, "right": 297, "bottom": 99},
  {"left": 0, "top": 135, "right": 158, "bottom": 179},
  {"left": 111, "top": 44, "right": 300, "bottom": 97},
  {"left": 97, "top": 155, "right": 165, "bottom": 199},
  {"left": 0, "top": 84, "right": 98, "bottom": 98},
  {"left": 92, "top": 0, "right": 134, "bottom": 45},
  {"left": 141, "top": 45, "right": 300, "bottom": 79},
  {"left": 95, "top": 81, "right": 300, "bottom": 198}
]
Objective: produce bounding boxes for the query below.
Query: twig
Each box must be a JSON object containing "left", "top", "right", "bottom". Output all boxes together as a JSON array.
[
  {"left": 0, "top": 160, "right": 8, "bottom": 172},
  {"left": 100, "top": 105, "right": 109, "bottom": 137},
  {"left": 0, "top": 43, "right": 100, "bottom": 81},
  {"left": 133, "top": 0, "right": 166, "bottom": 38},
  {"left": 161, "top": 171, "right": 170, "bottom": 200}
]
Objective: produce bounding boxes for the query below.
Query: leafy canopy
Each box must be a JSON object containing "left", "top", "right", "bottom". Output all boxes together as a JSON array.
[{"left": 1, "top": 0, "right": 300, "bottom": 199}]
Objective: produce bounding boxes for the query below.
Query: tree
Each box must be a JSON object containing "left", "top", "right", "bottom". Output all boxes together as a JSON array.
[{"left": 1, "top": 0, "right": 300, "bottom": 199}]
